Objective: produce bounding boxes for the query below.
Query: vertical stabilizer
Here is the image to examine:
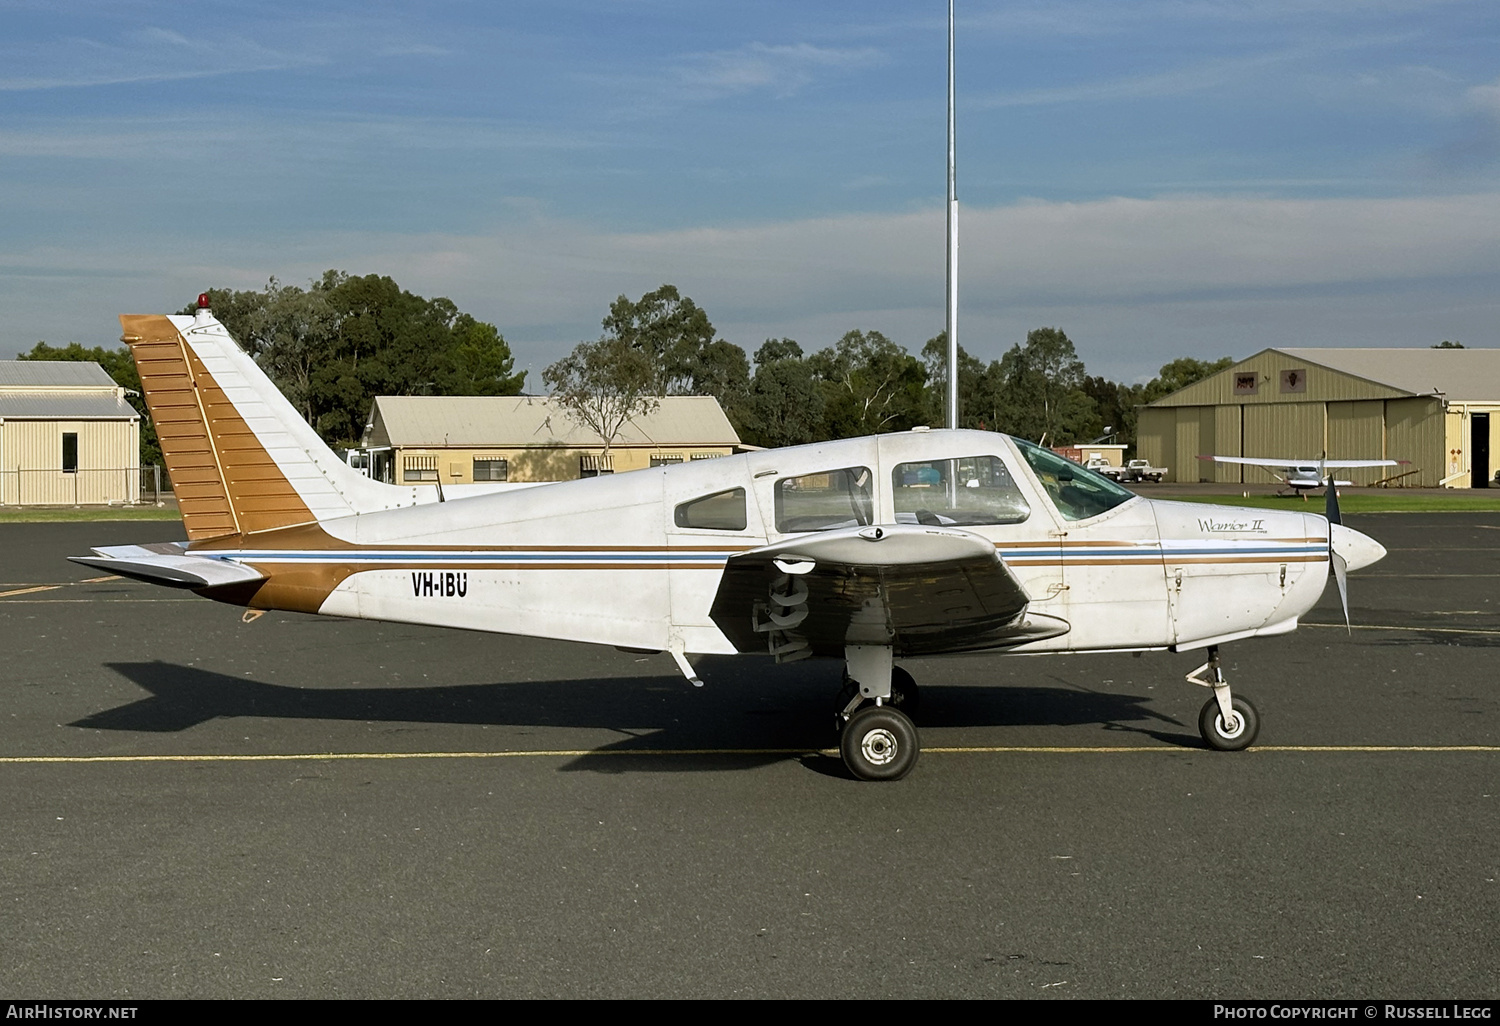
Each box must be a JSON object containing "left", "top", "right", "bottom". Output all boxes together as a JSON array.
[{"left": 119, "top": 311, "right": 424, "bottom": 541}]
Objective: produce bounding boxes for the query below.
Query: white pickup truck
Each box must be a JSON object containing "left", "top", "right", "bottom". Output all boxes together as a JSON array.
[
  {"left": 1084, "top": 458, "right": 1127, "bottom": 481},
  {"left": 1121, "top": 459, "right": 1167, "bottom": 483}
]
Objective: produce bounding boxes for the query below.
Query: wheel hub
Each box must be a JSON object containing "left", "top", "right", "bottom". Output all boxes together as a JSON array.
[
  {"left": 1216, "top": 712, "right": 1244, "bottom": 739},
  {"left": 860, "top": 728, "right": 899, "bottom": 766}
]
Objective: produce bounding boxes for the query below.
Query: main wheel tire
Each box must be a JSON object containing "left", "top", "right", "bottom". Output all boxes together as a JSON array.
[
  {"left": 840, "top": 704, "right": 920, "bottom": 781},
  {"left": 1199, "top": 695, "right": 1260, "bottom": 751}
]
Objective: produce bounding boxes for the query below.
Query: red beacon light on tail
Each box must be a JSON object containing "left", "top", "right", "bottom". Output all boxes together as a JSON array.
[{"left": 197, "top": 292, "right": 211, "bottom": 309}]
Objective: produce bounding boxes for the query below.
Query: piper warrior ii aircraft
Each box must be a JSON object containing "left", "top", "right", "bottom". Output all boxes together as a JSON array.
[
  {"left": 73, "top": 302, "right": 1387, "bottom": 781},
  {"left": 1198, "top": 455, "right": 1404, "bottom": 496}
]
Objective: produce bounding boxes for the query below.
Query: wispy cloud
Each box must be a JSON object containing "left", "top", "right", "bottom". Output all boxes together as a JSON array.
[
  {"left": 7, "top": 193, "right": 1499, "bottom": 381},
  {"left": 0, "top": 25, "right": 327, "bottom": 91},
  {"left": 677, "top": 42, "right": 883, "bottom": 100}
]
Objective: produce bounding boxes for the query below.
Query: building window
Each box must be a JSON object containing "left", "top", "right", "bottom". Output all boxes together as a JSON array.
[
  {"left": 403, "top": 454, "right": 438, "bottom": 482},
  {"left": 473, "top": 458, "right": 509, "bottom": 482},
  {"left": 650, "top": 453, "right": 684, "bottom": 467},
  {"left": 690, "top": 452, "right": 724, "bottom": 460},
  {"left": 674, "top": 488, "right": 748, "bottom": 531},
  {"left": 62, "top": 433, "right": 78, "bottom": 474},
  {"left": 580, "top": 454, "right": 614, "bottom": 478}
]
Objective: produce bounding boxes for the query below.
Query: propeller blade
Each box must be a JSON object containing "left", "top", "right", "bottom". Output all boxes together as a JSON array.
[
  {"left": 1332, "top": 549, "right": 1350, "bottom": 632},
  {"left": 1325, "top": 478, "right": 1341, "bottom": 525}
]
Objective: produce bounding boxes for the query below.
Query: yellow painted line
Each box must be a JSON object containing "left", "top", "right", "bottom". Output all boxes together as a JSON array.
[
  {"left": 0, "top": 745, "right": 1495, "bottom": 766},
  {"left": 1305, "top": 622, "right": 1500, "bottom": 636},
  {"left": 0, "top": 585, "right": 60, "bottom": 598},
  {"left": 80, "top": 575, "right": 121, "bottom": 583}
]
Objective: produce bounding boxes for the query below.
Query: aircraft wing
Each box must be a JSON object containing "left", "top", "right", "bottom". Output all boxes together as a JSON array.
[
  {"left": 1197, "top": 455, "right": 1398, "bottom": 469},
  {"left": 709, "top": 524, "right": 1069, "bottom": 659},
  {"left": 69, "top": 543, "right": 267, "bottom": 590}
]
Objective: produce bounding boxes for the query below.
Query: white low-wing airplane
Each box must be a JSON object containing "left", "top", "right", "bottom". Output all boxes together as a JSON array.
[
  {"left": 1199, "top": 455, "right": 1404, "bottom": 494},
  {"left": 73, "top": 303, "right": 1387, "bottom": 780}
]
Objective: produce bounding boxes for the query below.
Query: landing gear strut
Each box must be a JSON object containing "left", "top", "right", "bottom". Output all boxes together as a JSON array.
[
  {"left": 835, "top": 645, "right": 920, "bottom": 781},
  {"left": 1186, "top": 645, "right": 1260, "bottom": 751}
]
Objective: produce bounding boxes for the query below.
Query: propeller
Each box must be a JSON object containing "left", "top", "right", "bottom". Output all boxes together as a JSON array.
[{"left": 1325, "top": 476, "right": 1350, "bottom": 631}]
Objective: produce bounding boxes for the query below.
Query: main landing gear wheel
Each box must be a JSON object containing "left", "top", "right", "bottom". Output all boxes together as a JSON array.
[
  {"left": 1199, "top": 695, "right": 1259, "bottom": 751},
  {"left": 840, "top": 704, "right": 920, "bottom": 781}
]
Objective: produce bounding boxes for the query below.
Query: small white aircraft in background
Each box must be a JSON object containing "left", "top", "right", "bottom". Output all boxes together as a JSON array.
[
  {"left": 1199, "top": 455, "right": 1404, "bottom": 496},
  {"left": 73, "top": 302, "right": 1387, "bottom": 780}
]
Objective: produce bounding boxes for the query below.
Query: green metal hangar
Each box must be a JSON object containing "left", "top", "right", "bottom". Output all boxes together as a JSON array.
[{"left": 1137, "top": 348, "right": 1500, "bottom": 488}]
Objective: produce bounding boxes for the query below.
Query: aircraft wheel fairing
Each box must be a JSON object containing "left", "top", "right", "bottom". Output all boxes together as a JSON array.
[
  {"left": 1199, "top": 695, "right": 1259, "bottom": 751},
  {"left": 840, "top": 705, "right": 919, "bottom": 781}
]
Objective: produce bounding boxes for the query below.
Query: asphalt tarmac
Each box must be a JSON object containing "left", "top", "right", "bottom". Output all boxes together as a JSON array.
[{"left": 0, "top": 516, "right": 1496, "bottom": 999}]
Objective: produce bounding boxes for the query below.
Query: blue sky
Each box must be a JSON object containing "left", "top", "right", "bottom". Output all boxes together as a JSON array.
[{"left": 3, "top": 1, "right": 1498, "bottom": 384}]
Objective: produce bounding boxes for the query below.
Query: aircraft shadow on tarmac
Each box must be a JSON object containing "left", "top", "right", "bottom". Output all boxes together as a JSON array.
[{"left": 78, "top": 660, "right": 1197, "bottom": 773}]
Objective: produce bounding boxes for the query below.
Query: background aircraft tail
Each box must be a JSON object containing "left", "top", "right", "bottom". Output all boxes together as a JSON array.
[{"left": 120, "top": 305, "right": 425, "bottom": 541}]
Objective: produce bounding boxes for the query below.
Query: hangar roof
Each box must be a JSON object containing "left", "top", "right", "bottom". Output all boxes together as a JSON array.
[
  {"left": 364, "top": 395, "right": 740, "bottom": 449},
  {"left": 1148, "top": 347, "right": 1500, "bottom": 407},
  {"left": 1273, "top": 348, "right": 1500, "bottom": 402},
  {"left": 0, "top": 361, "right": 118, "bottom": 389},
  {"left": 0, "top": 393, "right": 138, "bottom": 420}
]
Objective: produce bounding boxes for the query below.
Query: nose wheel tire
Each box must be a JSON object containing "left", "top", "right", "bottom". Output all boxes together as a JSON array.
[
  {"left": 1199, "top": 695, "right": 1260, "bottom": 751},
  {"left": 840, "top": 704, "right": 920, "bottom": 781}
]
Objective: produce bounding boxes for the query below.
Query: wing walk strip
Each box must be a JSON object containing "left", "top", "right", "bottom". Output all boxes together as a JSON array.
[{"left": 2, "top": 744, "right": 1495, "bottom": 765}]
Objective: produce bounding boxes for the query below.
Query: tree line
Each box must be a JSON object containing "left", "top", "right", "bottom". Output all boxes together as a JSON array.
[
  {"left": 545, "top": 282, "right": 1235, "bottom": 452},
  {"left": 19, "top": 271, "right": 1235, "bottom": 459}
]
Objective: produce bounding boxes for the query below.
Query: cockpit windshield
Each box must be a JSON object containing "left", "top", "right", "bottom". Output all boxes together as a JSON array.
[{"left": 1012, "top": 438, "right": 1136, "bottom": 522}]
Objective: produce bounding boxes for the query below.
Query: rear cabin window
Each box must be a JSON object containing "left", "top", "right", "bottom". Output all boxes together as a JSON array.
[
  {"left": 891, "top": 455, "right": 1029, "bottom": 526},
  {"left": 1013, "top": 438, "right": 1134, "bottom": 522},
  {"left": 774, "top": 467, "right": 874, "bottom": 533},
  {"left": 674, "top": 488, "right": 748, "bottom": 531}
]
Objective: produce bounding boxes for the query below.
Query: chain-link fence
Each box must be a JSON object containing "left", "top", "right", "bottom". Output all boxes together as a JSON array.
[{"left": 0, "top": 466, "right": 173, "bottom": 506}]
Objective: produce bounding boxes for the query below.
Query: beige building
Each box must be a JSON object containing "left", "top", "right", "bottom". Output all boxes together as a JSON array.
[
  {"left": 357, "top": 395, "right": 741, "bottom": 484},
  {"left": 1137, "top": 348, "right": 1500, "bottom": 487},
  {"left": 0, "top": 361, "right": 140, "bottom": 505}
]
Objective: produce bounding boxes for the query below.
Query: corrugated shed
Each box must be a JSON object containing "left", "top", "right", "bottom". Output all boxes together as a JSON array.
[
  {"left": 0, "top": 361, "right": 118, "bottom": 388},
  {"left": 365, "top": 395, "right": 740, "bottom": 448},
  {"left": 0, "top": 394, "right": 138, "bottom": 419}
]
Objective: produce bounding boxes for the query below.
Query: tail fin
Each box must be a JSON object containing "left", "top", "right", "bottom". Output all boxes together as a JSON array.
[{"left": 120, "top": 309, "right": 419, "bottom": 541}]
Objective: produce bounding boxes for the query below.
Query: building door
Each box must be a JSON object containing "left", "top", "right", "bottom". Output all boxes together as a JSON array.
[{"left": 1473, "top": 413, "right": 1490, "bottom": 488}]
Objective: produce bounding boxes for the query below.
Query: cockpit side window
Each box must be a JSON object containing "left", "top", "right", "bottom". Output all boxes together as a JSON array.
[
  {"left": 774, "top": 467, "right": 874, "bottom": 533},
  {"left": 892, "top": 455, "right": 1030, "bottom": 526},
  {"left": 1013, "top": 438, "right": 1135, "bottom": 522}
]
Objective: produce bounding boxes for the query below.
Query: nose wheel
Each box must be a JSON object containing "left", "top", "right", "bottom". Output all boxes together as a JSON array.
[{"left": 1186, "top": 645, "right": 1260, "bottom": 751}]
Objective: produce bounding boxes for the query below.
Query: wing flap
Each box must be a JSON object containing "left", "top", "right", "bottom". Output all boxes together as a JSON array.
[{"left": 710, "top": 524, "right": 1069, "bottom": 658}]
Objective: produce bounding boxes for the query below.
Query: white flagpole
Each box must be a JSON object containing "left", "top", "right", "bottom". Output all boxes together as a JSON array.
[{"left": 945, "top": 0, "right": 959, "bottom": 430}]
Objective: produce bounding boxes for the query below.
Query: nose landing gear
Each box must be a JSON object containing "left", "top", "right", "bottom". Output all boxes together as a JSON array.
[{"left": 1186, "top": 645, "right": 1260, "bottom": 751}]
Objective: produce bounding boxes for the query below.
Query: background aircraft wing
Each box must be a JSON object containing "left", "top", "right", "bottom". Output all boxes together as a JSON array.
[
  {"left": 1198, "top": 455, "right": 1400, "bottom": 469},
  {"left": 1197, "top": 455, "right": 1299, "bottom": 469},
  {"left": 709, "top": 524, "right": 1069, "bottom": 659}
]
